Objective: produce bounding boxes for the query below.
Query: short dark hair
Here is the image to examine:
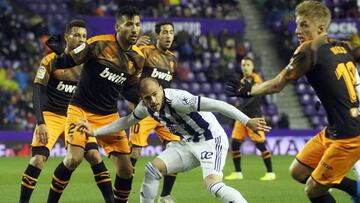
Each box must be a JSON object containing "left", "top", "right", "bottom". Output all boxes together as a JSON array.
[
  {"left": 155, "top": 22, "right": 174, "bottom": 34},
  {"left": 65, "top": 19, "right": 86, "bottom": 34},
  {"left": 241, "top": 56, "right": 253, "bottom": 62},
  {"left": 116, "top": 6, "right": 140, "bottom": 21}
]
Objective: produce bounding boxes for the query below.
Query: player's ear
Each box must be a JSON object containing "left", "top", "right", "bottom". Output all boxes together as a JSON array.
[
  {"left": 114, "top": 23, "right": 119, "bottom": 32},
  {"left": 318, "top": 24, "right": 326, "bottom": 34}
]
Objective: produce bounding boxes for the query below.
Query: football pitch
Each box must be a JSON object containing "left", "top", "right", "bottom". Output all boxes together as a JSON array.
[{"left": 0, "top": 155, "right": 353, "bottom": 203}]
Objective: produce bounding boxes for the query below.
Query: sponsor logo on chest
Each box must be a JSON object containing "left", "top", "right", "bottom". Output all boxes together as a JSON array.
[
  {"left": 99, "top": 67, "right": 127, "bottom": 84},
  {"left": 151, "top": 68, "right": 172, "bottom": 81},
  {"left": 56, "top": 81, "right": 77, "bottom": 93}
]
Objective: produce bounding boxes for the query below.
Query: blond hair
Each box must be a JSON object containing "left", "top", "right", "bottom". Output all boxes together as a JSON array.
[{"left": 295, "top": 0, "right": 331, "bottom": 29}]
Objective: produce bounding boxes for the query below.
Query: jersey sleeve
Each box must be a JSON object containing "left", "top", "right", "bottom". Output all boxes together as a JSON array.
[
  {"left": 68, "top": 41, "right": 96, "bottom": 65},
  {"left": 133, "top": 100, "right": 150, "bottom": 119},
  {"left": 33, "top": 53, "right": 56, "bottom": 86},
  {"left": 284, "top": 41, "right": 315, "bottom": 81},
  {"left": 169, "top": 89, "right": 200, "bottom": 113}
]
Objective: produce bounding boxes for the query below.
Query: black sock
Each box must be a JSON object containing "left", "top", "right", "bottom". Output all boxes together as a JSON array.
[
  {"left": 161, "top": 173, "right": 177, "bottom": 197},
  {"left": 256, "top": 142, "right": 273, "bottom": 172},
  {"left": 232, "top": 151, "right": 242, "bottom": 172},
  {"left": 332, "top": 177, "right": 357, "bottom": 196},
  {"left": 20, "top": 164, "right": 41, "bottom": 203},
  {"left": 113, "top": 175, "right": 133, "bottom": 203},
  {"left": 309, "top": 193, "right": 335, "bottom": 203},
  {"left": 91, "top": 161, "right": 114, "bottom": 203},
  {"left": 231, "top": 140, "right": 242, "bottom": 172},
  {"left": 47, "top": 162, "right": 73, "bottom": 203}
]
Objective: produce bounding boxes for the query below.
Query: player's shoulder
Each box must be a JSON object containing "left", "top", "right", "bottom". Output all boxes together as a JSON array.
[
  {"left": 131, "top": 45, "right": 145, "bottom": 58},
  {"left": 294, "top": 40, "right": 313, "bottom": 54},
  {"left": 87, "top": 34, "right": 115, "bottom": 44},
  {"left": 138, "top": 45, "right": 156, "bottom": 52},
  {"left": 251, "top": 73, "right": 263, "bottom": 83},
  {"left": 41, "top": 52, "right": 57, "bottom": 66}
]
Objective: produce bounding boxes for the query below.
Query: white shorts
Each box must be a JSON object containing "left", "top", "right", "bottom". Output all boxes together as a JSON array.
[{"left": 158, "top": 133, "right": 229, "bottom": 179}]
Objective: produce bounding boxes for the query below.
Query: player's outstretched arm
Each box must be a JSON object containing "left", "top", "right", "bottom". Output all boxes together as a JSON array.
[
  {"left": 198, "top": 97, "right": 271, "bottom": 132},
  {"left": 250, "top": 69, "right": 290, "bottom": 96},
  {"left": 81, "top": 113, "right": 141, "bottom": 137}
]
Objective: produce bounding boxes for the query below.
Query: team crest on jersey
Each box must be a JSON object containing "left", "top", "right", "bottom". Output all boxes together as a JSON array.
[{"left": 36, "top": 66, "right": 46, "bottom": 79}]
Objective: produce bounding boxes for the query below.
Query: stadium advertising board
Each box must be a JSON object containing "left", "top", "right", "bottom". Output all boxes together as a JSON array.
[
  {"left": 0, "top": 129, "right": 314, "bottom": 157},
  {"left": 288, "top": 19, "right": 360, "bottom": 39},
  {"left": 85, "top": 16, "right": 245, "bottom": 36}
]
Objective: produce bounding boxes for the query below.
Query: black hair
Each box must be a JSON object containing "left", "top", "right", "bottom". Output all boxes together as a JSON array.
[
  {"left": 116, "top": 5, "right": 140, "bottom": 21},
  {"left": 65, "top": 19, "right": 86, "bottom": 34},
  {"left": 155, "top": 22, "right": 174, "bottom": 34}
]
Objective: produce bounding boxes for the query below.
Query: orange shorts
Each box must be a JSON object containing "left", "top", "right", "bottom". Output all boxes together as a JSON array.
[
  {"left": 129, "top": 116, "right": 180, "bottom": 147},
  {"left": 231, "top": 120, "right": 265, "bottom": 143},
  {"left": 31, "top": 111, "right": 66, "bottom": 151},
  {"left": 296, "top": 128, "right": 360, "bottom": 185},
  {"left": 66, "top": 105, "right": 129, "bottom": 154}
]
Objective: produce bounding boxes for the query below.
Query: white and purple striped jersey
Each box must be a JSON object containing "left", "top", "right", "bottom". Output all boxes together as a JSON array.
[{"left": 133, "top": 89, "right": 227, "bottom": 142}]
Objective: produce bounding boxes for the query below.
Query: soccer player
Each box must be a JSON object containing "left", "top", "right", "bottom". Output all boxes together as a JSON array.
[
  {"left": 225, "top": 56, "right": 275, "bottom": 181},
  {"left": 226, "top": 1, "right": 360, "bottom": 202},
  {"left": 19, "top": 20, "right": 114, "bottom": 203},
  {"left": 82, "top": 77, "right": 271, "bottom": 203},
  {"left": 128, "top": 22, "right": 180, "bottom": 203},
  {"left": 46, "top": 6, "right": 144, "bottom": 203}
]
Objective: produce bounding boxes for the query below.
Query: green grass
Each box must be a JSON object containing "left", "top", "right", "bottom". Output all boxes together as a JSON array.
[{"left": 0, "top": 155, "right": 354, "bottom": 203}]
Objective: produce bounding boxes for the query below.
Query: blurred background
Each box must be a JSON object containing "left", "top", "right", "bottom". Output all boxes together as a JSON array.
[{"left": 0, "top": 0, "right": 360, "bottom": 156}]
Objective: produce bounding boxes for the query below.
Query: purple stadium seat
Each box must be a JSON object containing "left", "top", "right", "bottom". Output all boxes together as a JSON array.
[
  {"left": 190, "top": 82, "right": 201, "bottom": 94},
  {"left": 195, "top": 72, "right": 207, "bottom": 82},
  {"left": 300, "top": 94, "right": 312, "bottom": 105},
  {"left": 180, "top": 82, "right": 190, "bottom": 90},
  {"left": 304, "top": 104, "right": 315, "bottom": 116},
  {"left": 201, "top": 83, "right": 212, "bottom": 93},
  {"left": 212, "top": 82, "right": 223, "bottom": 93},
  {"left": 296, "top": 83, "right": 307, "bottom": 94}
]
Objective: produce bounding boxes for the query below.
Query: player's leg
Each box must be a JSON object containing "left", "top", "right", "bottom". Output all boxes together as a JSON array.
[
  {"left": 141, "top": 141, "right": 191, "bottom": 203},
  {"left": 129, "top": 117, "right": 157, "bottom": 167},
  {"left": 84, "top": 142, "right": 114, "bottom": 203},
  {"left": 92, "top": 112, "right": 133, "bottom": 203},
  {"left": 156, "top": 124, "right": 180, "bottom": 202},
  {"left": 249, "top": 128, "right": 275, "bottom": 180},
  {"left": 225, "top": 121, "right": 246, "bottom": 180},
  {"left": 20, "top": 112, "right": 65, "bottom": 203},
  {"left": 47, "top": 105, "right": 88, "bottom": 203},
  {"left": 302, "top": 130, "right": 360, "bottom": 202},
  {"left": 199, "top": 134, "right": 247, "bottom": 202},
  {"left": 47, "top": 144, "right": 84, "bottom": 203}
]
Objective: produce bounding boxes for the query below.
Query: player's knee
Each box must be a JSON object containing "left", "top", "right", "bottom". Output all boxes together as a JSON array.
[
  {"left": 130, "top": 147, "right": 141, "bottom": 160},
  {"left": 64, "top": 153, "right": 83, "bottom": 170},
  {"left": 29, "top": 155, "right": 47, "bottom": 169},
  {"left": 289, "top": 161, "right": 311, "bottom": 183},
  {"left": 144, "top": 162, "right": 162, "bottom": 181},
  {"left": 84, "top": 149, "right": 102, "bottom": 165}
]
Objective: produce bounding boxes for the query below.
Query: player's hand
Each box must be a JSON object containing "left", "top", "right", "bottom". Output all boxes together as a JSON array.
[
  {"left": 246, "top": 117, "right": 271, "bottom": 134},
  {"left": 36, "top": 124, "right": 49, "bottom": 145},
  {"left": 77, "top": 120, "right": 95, "bottom": 137},
  {"left": 136, "top": 35, "right": 151, "bottom": 46},
  {"left": 45, "top": 34, "right": 64, "bottom": 55},
  {"left": 225, "top": 79, "right": 253, "bottom": 98},
  {"left": 127, "top": 102, "right": 136, "bottom": 112}
]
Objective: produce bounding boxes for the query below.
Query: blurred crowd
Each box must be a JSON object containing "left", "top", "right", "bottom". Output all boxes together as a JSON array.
[
  {"left": 71, "top": 0, "right": 241, "bottom": 19},
  {"left": 0, "top": 0, "right": 258, "bottom": 131},
  {"left": 257, "top": 0, "right": 360, "bottom": 60}
]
